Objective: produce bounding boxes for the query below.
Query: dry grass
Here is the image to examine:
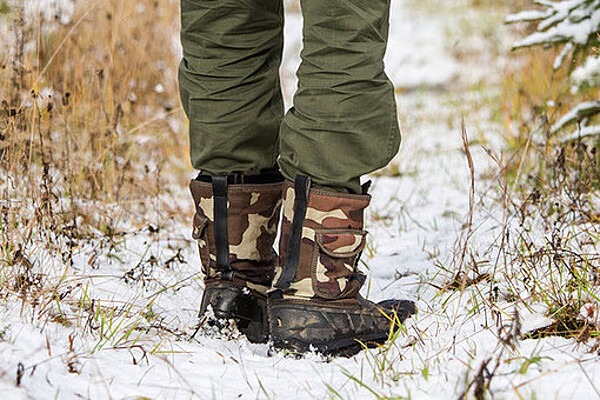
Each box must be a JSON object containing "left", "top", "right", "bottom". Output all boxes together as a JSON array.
[
  {"left": 1, "top": 0, "right": 187, "bottom": 235},
  {"left": 497, "top": 35, "right": 600, "bottom": 343},
  {"left": 433, "top": 21, "right": 599, "bottom": 357},
  {"left": 0, "top": 0, "right": 191, "bottom": 310},
  {"left": 501, "top": 45, "right": 599, "bottom": 217}
]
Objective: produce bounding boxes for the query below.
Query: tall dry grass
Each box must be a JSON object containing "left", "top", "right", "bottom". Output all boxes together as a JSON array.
[
  {"left": 0, "top": 0, "right": 191, "bottom": 305},
  {"left": 1, "top": 0, "right": 187, "bottom": 241},
  {"left": 498, "top": 37, "right": 599, "bottom": 344}
]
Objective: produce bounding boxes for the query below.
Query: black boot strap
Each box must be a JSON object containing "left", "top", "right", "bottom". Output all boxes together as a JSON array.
[
  {"left": 212, "top": 176, "right": 233, "bottom": 280},
  {"left": 275, "top": 175, "right": 311, "bottom": 290}
]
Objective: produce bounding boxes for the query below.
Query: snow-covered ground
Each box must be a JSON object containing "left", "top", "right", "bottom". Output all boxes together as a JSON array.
[{"left": 1, "top": 0, "right": 599, "bottom": 399}]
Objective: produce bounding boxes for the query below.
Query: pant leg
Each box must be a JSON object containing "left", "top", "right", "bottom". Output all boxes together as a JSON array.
[
  {"left": 179, "top": 0, "right": 284, "bottom": 175},
  {"left": 278, "top": 0, "right": 400, "bottom": 194}
]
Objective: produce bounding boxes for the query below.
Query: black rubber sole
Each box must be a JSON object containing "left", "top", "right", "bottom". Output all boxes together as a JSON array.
[
  {"left": 199, "top": 281, "right": 269, "bottom": 344},
  {"left": 270, "top": 331, "right": 389, "bottom": 358},
  {"left": 268, "top": 297, "right": 416, "bottom": 357}
]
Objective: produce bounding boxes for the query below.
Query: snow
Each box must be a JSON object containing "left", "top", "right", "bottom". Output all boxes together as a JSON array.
[
  {"left": 508, "top": 0, "right": 600, "bottom": 141},
  {"left": 506, "top": 9, "right": 551, "bottom": 23},
  {"left": 384, "top": 1, "right": 460, "bottom": 90},
  {"left": 579, "top": 303, "right": 600, "bottom": 330},
  {"left": 26, "top": 0, "right": 74, "bottom": 25},
  {"left": 553, "top": 41, "right": 574, "bottom": 69},
  {"left": 509, "top": 0, "right": 600, "bottom": 68},
  {"left": 551, "top": 100, "right": 600, "bottom": 132},
  {"left": 572, "top": 55, "right": 600, "bottom": 85},
  {"left": 559, "top": 124, "right": 600, "bottom": 141},
  {"left": 1, "top": 0, "right": 599, "bottom": 399},
  {"left": 281, "top": 0, "right": 461, "bottom": 100}
]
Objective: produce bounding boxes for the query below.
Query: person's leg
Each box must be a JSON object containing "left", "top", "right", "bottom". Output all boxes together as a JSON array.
[
  {"left": 179, "top": 0, "right": 284, "bottom": 342},
  {"left": 278, "top": 0, "right": 401, "bottom": 194},
  {"left": 179, "top": 0, "right": 284, "bottom": 175},
  {"left": 270, "top": 0, "right": 414, "bottom": 356}
]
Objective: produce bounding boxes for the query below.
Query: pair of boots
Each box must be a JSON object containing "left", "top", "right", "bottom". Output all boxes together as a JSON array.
[{"left": 190, "top": 170, "right": 415, "bottom": 356}]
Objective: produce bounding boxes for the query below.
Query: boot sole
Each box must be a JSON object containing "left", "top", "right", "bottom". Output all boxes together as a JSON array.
[
  {"left": 200, "top": 282, "right": 269, "bottom": 343},
  {"left": 269, "top": 298, "right": 415, "bottom": 357}
]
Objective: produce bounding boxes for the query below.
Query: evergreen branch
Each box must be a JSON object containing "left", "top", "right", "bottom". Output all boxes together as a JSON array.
[{"left": 551, "top": 100, "right": 600, "bottom": 133}]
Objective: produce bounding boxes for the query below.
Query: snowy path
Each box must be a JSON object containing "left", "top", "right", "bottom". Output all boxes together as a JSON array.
[{"left": 1, "top": 1, "right": 599, "bottom": 399}]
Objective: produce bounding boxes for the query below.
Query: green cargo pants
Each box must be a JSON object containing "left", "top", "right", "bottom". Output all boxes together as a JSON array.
[{"left": 179, "top": 0, "right": 400, "bottom": 194}]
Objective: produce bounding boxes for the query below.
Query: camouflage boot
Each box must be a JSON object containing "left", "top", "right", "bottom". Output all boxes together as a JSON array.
[
  {"left": 190, "top": 170, "right": 283, "bottom": 343},
  {"left": 269, "top": 176, "right": 415, "bottom": 356}
]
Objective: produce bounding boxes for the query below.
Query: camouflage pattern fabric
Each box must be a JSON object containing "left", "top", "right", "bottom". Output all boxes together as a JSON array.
[
  {"left": 190, "top": 180, "right": 283, "bottom": 293},
  {"left": 274, "top": 181, "right": 370, "bottom": 300}
]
